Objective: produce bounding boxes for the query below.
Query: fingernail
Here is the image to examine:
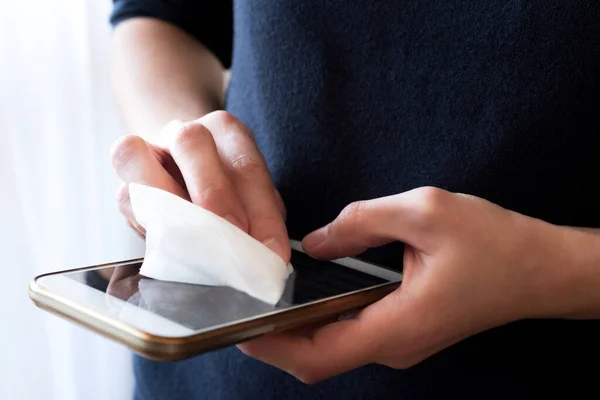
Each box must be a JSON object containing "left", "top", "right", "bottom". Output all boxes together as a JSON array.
[
  {"left": 225, "top": 214, "right": 245, "bottom": 230},
  {"left": 262, "top": 237, "right": 284, "bottom": 259},
  {"left": 302, "top": 226, "right": 328, "bottom": 250}
]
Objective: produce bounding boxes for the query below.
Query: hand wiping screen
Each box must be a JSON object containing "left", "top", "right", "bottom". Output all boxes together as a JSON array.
[{"left": 129, "top": 183, "right": 294, "bottom": 305}]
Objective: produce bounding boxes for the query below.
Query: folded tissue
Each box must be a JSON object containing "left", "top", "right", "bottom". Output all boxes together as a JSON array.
[{"left": 129, "top": 183, "right": 293, "bottom": 305}]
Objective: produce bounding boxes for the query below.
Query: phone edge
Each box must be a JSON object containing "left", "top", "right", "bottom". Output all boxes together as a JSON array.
[{"left": 29, "top": 277, "right": 400, "bottom": 362}]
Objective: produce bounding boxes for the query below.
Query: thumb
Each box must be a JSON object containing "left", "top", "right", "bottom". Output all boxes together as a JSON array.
[{"left": 302, "top": 188, "right": 443, "bottom": 259}]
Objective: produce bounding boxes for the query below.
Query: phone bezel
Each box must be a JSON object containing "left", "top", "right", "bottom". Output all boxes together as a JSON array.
[{"left": 29, "top": 253, "right": 401, "bottom": 362}]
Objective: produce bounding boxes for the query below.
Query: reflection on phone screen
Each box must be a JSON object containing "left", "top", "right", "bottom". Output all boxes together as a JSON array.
[{"left": 66, "top": 250, "right": 391, "bottom": 331}]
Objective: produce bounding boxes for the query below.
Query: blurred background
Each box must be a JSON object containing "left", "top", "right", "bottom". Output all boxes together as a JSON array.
[{"left": 1, "top": 1, "right": 143, "bottom": 399}]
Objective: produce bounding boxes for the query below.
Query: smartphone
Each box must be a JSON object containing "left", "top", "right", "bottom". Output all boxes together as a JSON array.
[{"left": 29, "top": 240, "right": 402, "bottom": 361}]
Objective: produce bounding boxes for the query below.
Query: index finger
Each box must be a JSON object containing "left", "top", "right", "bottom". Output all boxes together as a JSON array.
[
  {"left": 200, "top": 111, "right": 290, "bottom": 262},
  {"left": 161, "top": 120, "right": 250, "bottom": 232}
]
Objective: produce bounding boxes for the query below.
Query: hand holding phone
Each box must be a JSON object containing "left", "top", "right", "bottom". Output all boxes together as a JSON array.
[{"left": 238, "top": 187, "right": 568, "bottom": 384}]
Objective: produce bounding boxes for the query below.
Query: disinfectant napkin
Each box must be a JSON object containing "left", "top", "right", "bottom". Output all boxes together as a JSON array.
[{"left": 129, "top": 183, "right": 293, "bottom": 305}]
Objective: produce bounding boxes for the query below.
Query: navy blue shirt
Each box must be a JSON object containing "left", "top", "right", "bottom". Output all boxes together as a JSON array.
[{"left": 111, "top": 1, "right": 600, "bottom": 398}]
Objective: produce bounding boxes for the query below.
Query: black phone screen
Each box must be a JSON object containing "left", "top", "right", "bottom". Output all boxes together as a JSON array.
[{"left": 64, "top": 250, "right": 399, "bottom": 332}]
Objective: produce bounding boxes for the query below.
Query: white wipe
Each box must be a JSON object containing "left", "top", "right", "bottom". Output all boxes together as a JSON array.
[{"left": 129, "top": 183, "right": 293, "bottom": 305}]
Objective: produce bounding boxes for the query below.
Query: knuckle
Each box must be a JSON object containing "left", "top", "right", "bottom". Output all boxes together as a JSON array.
[
  {"left": 206, "top": 110, "right": 256, "bottom": 143},
  {"left": 228, "top": 154, "right": 264, "bottom": 175},
  {"left": 335, "top": 200, "right": 369, "bottom": 232},
  {"left": 209, "top": 110, "right": 239, "bottom": 127},
  {"left": 110, "top": 135, "right": 147, "bottom": 171},
  {"left": 190, "top": 183, "right": 230, "bottom": 209},
  {"left": 412, "top": 186, "right": 448, "bottom": 222},
  {"left": 171, "top": 123, "right": 212, "bottom": 151},
  {"left": 340, "top": 200, "right": 368, "bottom": 221},
  {"left": 416, "top": 186, "right": 447, "bottom": 202}
]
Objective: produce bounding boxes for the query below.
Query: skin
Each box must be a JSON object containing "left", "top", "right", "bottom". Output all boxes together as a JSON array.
[
  {"left": 110, "top": 18, "right": 289, "bottom": 259},
  {"left": 239, "top": 191, "right": 600, "bottom": 383},
  {"left": 110, "top": 18, "right": 600, "bottom": 385}
]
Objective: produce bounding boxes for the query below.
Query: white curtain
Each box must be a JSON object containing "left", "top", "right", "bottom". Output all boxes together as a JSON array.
[{"left": 1, "top": 1, "right": 142, "bottom": 399}]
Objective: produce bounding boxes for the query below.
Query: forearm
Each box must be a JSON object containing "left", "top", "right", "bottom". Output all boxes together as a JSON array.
[
  {"left": 535, "top": 223, "right": 600, "bottom": 320},
  {"left": 110, "top": 18, "right": 225, "bottom": 139}
]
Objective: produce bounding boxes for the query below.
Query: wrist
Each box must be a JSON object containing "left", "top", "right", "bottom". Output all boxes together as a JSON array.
[{"left": 524, "top": 219, "right": 600, "bottom": 320}]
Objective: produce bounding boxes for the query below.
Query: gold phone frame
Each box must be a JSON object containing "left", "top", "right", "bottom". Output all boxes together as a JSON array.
[{"left": 29, "top": 258, "right": 401, "bottom": 362}]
